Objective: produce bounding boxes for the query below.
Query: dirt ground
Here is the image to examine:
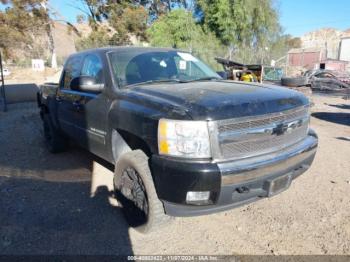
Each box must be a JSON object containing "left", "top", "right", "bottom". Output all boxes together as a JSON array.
[
  {"left": 0, "top": 94, "right": 349, "bottom": 255},
  {"left": 4, "top": 67, "right": 62, "bottom": 85}
]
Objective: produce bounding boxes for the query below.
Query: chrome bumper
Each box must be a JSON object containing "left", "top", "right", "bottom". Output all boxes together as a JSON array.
[{"left": 218, "top": 131, "right": 318, "bottom": 185}]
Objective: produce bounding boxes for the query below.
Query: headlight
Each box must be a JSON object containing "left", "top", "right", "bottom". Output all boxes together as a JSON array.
[{"left": 158, "top": 119, "right": 211, "bottom": 158}]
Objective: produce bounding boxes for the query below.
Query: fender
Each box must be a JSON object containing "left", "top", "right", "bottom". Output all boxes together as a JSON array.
[
  {"left": 106, "top": 93, "right": 188, "bottom": 163},
  {"left": 111, "top": 129, "right": 132, "bottom": 163}
]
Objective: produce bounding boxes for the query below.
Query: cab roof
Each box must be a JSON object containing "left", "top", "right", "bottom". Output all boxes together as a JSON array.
[{"left": 70, "top": 46, "right": 181, "bottom": 57}]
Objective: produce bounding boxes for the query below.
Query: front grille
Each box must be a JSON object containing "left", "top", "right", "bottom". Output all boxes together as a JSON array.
[
  {"left": 214, "top": 106, "right": 309, "bottom": 160},
  {"left": 220, "top": 124, "right": 308, "bottom": 158},
  {"left": 218, "top": 106, "right": 309, "bottom": 133}
]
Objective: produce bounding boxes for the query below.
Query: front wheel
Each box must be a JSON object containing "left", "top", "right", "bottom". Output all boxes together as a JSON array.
[{"left": 114, "top": 150, "right": 172, "bottom": 233}]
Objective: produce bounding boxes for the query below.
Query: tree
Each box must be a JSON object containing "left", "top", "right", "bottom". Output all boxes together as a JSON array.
[
  {"left": 286, "top": 35, "right": 301, "bottom": 49},
  {"left": 74, "top": 0, "right": 192, "bottom": 43},
  {"left": 0, "top": 0, "right": 51, "bottom": 59},
  {"left": 75, "top": 26, "right": 111, "bottom": 50},
  {"left": 265, "top": 34, "right": 301, "bottom": 64},
  {"left": 147, "top": 9, "right": 226, "bottom": 69},
  {"left": 108, "top": 5, "right": 148, "bottom": 44},
  {"left": 147, "top": 9, "right": 198, "bottom": 49},
  {"left": 75, "top": 1, "right": 148, "bottom": 48},
  {"left": 138, "top": 0, "right": 190, "bottom": 20},
  {"left": 196, "top": 0, "right": 281, "bottom": 63}
]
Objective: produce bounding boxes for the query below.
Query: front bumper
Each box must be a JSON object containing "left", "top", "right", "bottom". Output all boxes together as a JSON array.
[{"left": 151, "top": 130, "right": 318, "bottom": 217}]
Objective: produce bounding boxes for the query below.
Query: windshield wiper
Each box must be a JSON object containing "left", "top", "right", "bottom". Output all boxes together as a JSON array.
[
  {"left": 126, "top": 77, "right": 221, "bottom": 87},
  {"left": 127, "top": 79, "right": 185, "bottom": 87},
  {"left": 184, "top": 77, "right": 221, "bottom": 83}
]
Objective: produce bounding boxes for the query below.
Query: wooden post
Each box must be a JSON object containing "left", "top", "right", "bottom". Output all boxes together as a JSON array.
[{"left": 0, "top": 50, "right": 7, "bottom": 112}]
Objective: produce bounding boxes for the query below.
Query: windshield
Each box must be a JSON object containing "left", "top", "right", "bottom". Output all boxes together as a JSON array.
[{"left": 108, "top": 50, "right": 220, "bottom": 88}]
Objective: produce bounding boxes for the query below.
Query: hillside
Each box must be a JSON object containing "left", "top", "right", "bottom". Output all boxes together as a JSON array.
[
  {"left": 51, "top": 22, "right": 78, "bottom": 61},
  {"left": 301, "top": 28, "right": 350, "bottom": 59}
]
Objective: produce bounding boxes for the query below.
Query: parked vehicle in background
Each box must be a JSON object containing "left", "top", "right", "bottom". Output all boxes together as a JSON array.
[
  {"left": 38, "top": 47, "right": 318, "bottom": 233},
  {"left": 303, "top": 69, "right": 350, "bottom": 94},
  {"left": 215, "top": 57, "right": 312, "bottom": 99},
  {"left": 215, "top": 57, "right": 283, "bottom": 84}
]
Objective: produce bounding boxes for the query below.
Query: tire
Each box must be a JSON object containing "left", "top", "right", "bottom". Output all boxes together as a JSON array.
[
  {"left": 42, "top": 113, "right": 68, "bottom": 153},
  {"left": 114, "top": 150, "right": 172, "bottom": 233},
  {"left": 281, "top": 77, "right": 308, "bottom": 87}
]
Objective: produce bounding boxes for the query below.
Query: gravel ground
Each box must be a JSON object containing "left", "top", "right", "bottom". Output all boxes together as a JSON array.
[{"left": 0, "top": 94, "right": 349, "bottom": 255}]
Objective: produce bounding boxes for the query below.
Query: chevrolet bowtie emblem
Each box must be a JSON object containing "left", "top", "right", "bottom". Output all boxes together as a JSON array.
[{"left": 272, "top": 120, "right": 302, "bottom": 136}]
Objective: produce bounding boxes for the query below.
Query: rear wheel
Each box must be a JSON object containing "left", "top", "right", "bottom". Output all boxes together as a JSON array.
[
  {"left": 43, "top": 113, "right": 68, "bottom": 153},
  {"left": 114, "top": 150, "right": 172, "bottom": 233}
]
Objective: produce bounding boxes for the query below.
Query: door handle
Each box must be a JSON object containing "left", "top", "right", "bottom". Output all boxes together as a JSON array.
[
  {"left": 56, "top": 96, "right": 62, "bottom": 102},
  {"left": 73, "top": 101, "right": 82, "bottom": 111}
]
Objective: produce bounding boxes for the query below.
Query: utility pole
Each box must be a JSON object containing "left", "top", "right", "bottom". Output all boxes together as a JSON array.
[
  {"left": 40, "top": 1, "right": 80, "bottom": 69},
  {"left": 41, "top": 1, "right": 57, "bottom": 69}
]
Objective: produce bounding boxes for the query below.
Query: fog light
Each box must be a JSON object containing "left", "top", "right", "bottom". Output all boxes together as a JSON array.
[{"left": 186, "top": 191, "right": 210, "bottom": 205}]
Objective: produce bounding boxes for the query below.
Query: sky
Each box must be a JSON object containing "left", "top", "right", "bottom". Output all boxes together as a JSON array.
[
  {"left": 4, "top": 0, "right": 350, "bottom": 37},
  {"left": 278, "top": 0, "right": 350, "bottom": 36}
]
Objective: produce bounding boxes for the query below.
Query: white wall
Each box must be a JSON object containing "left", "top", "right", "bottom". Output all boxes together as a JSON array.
[{"left": 339, "top": 38, "right": 350, "bottom": 62}]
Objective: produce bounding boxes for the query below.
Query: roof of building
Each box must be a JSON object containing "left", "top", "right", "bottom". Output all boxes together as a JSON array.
[
  {"left": 321, "top": 58, "right": 349, "bottom": 63},
  {"left": 288, "top": 47, "right": 322, "bottom": 54}
]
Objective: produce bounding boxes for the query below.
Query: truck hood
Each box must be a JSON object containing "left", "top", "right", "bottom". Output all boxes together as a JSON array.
[{"left": 127, "top": 81, "right": 309, "bottom": 120}]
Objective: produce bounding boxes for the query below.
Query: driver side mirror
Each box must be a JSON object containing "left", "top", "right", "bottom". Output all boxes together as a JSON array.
[{"left": 70, "top": 76, "right": 104, "bottom": 93}]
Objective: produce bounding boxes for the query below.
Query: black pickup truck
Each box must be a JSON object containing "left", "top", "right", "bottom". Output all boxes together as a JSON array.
[{"left": 38, "top": 47, "right": 318, "bottom": 233}]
